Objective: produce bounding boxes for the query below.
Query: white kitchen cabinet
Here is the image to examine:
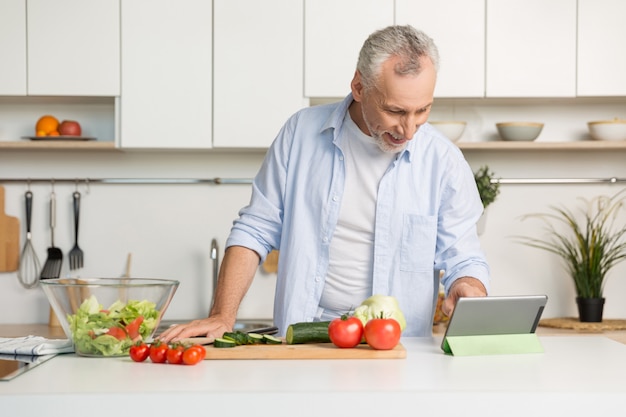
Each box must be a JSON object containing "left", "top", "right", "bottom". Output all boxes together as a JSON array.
[
  {"left": 577, "top": 0, "right": 626, "bottom": 97},
  {"left": 0, "top": 0, "right": 27, "bottom": 95},
  {"left": 120, "top": 0, "right": 212, "bottom": 149},
  {"left": 304, "top": 0, "right": 394, "bottom": 97},
  {"left": 213, "top": 0, "right": 305, "bottom": 149},
  {"left": 486, "top": 0, "right": 576, "bottom": 97},
  {"left": 396, "top": 0, "right": 485, "bottom": 98},
  {"left": 27, "top": 0, "right": 119, "bottom": 96}
]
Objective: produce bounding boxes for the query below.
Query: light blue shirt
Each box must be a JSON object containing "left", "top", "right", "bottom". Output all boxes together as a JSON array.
[{"left": 226, "top": 94, "right": 490, "bottom": 336}]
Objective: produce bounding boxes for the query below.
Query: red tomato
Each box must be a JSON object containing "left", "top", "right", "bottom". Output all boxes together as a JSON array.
[
  {"left": 125, "top": 316, "right": 144, "bottom": 340},
  {"left": 129, "top": 342, "right": 150, "bottom": 362},
  {"left": 328, "top": 315, "right": 364, "bottom": 348},
  {"left": 364, "top": 318, "right": 402, "bottom": 350},
  {"left": 149, "top": 342, "right": 169, "bottom": 363},
  {"left": 106, "top": 326, "right": 127, "bottom": 341},
  {"left": 166, "top": 344, "right": 185, "bottom": 365},
  {"left": 182, "top": 345, "right": 206, "bottom": 365}
]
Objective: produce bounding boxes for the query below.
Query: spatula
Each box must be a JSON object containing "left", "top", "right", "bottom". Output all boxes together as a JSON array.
[{"left": 40, "top": 190, "right": 63, "bottom": 279}]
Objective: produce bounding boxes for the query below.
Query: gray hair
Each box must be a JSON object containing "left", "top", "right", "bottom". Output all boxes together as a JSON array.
[{"left": 356, "top": 25, "right": 439, "bottom": 91}]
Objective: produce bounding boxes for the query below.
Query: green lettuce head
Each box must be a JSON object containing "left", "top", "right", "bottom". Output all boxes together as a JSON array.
[{"left": 353, "top": 295, "right": 407, "bottom": 331}]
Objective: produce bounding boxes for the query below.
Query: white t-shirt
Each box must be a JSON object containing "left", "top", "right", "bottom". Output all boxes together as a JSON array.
[{"left": 318, "top": 111, "right": 397, "bottom": 318}]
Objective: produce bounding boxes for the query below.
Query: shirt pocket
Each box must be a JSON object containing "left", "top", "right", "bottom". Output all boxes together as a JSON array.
[{"left": 400, "top": 214, "right": 437, "bottom": 272}]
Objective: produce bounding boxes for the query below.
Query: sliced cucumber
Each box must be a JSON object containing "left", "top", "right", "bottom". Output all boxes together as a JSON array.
[
  {"left": 263, "top": 334, "right": 283, "bottom": 345},
  {"left": 247, "top": 333, "right": 264, "bottom": 344},
  {"left": 214, "top": 337, "right": 236, "bottom": 348}
]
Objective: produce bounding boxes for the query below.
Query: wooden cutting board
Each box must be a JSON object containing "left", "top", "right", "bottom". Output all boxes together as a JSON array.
[
  {"left": 197, "top": 340, "right": 406, "bottom": 360},
  {"left": 0, "top": 186, "right": 20, "bottom": 272}
]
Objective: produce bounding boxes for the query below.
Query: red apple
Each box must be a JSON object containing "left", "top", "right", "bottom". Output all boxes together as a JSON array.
[{"left": 58, "top": 120, "right": 82, "bottom": 136}]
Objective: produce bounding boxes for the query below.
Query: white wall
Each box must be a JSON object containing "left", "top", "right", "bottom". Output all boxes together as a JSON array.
[{"left": 2, "top": 99, "right": 626, "bottom": 325}]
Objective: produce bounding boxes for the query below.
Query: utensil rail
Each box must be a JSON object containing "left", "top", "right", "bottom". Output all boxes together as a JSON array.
[{"left": 2, "top": 177, "right": 626, "bottom": 186}]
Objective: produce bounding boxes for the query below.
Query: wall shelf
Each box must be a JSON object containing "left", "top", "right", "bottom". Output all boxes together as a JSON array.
[
  {"left": 0, "top": 141, "right": 117, "bottom": 150},
  {"left": 457, "top": 140, "right": 626, "bottom": 151}
]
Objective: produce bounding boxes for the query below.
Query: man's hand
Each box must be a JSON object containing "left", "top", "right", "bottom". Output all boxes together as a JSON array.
[
  {"left": 156, "top": 315, "right": 234, "bottom": 344},
  {"left": 442, "top": 277, "right": 487, "bottom": 317}
]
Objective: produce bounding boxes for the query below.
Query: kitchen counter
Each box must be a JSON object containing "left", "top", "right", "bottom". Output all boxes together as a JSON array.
[{"left": 1, "top": 333, "right": 625, "bottom": 416}]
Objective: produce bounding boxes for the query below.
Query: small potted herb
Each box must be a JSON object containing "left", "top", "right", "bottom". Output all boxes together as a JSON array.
[{"left": 473, "top": 165, "right": 500, "bottom": 234}]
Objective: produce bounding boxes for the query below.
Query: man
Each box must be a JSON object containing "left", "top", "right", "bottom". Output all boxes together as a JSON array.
[{"left": 160, "top": 25, "right": 489, "bottom": 343}]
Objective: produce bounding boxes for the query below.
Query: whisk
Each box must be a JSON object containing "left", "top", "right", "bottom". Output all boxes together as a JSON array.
[{"left": 17, "top": 191, "right": 41, "bottom": 288}]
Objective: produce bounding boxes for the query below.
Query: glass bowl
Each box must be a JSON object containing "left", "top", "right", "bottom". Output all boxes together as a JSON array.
[{"left": 40, "top": 278, "right": 179, "bottom": 357}]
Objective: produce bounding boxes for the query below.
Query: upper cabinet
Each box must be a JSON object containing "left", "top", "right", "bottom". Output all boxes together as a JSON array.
[
  {"left": 0, "top": 0, "right": 119, "bottom": 97},
  {"left": 120, "top": 0, "right": 212, "bottom": 149},
  {"left": 27, "top": 0, "right": 120, "bottom": 96},
  {"left": 213, "top": 0, "right": 305, "bottom": 149},
  {"left": 577, "top": 0, "right": 626, "bottom": 96},
  {"left": 304, "top": 0, "right": 394, "bottom": 98},
  {"left": 0, "top": 0, "right": 27, "bottom": 95},
  {"left": 486, "top": 0, "right": 577, "bottom": 98},
  {"left": 396, "top": 0, "right": 485, "bottom": 98},
  {"left": 304, "top": 0, "right": 485, "bottom": 98}
]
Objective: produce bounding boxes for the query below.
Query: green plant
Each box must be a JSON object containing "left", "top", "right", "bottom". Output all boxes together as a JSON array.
[
  {"left": 474, "top": 165, "right": 500, "bottom": 208},
  {"left": 517, "top": 190, "right": 626, "bottom": 298}
]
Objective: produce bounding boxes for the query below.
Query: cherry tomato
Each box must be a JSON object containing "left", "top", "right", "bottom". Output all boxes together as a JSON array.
[
  {"left": 149, "top": 342, "right": 169, "bottom": 363},
  {"left": 182, "top": 345, "right": 206, "bottom": 365},
  {"left": 364, "top": 317, "right": 402, "bottom": 350},
  {"left": 166, "top": 344, "right": 185, "bottom": 365},
  {"left": 328, "top": 315, "right": 364, "bottom": 348},
  {"left": 125, "top": 316, "right": 144, "bottom": 340},
  {"left": 129, "top": 342, "right": 150, "bottom": 362},
  {"left": 106, "top": 326, "right": 127, "bottom": 341}
]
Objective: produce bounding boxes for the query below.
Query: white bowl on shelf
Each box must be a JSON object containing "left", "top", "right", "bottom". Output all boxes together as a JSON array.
[
  {"left": 429, "top": 121, "right": 467, "bottom": 142},
  {"left": 496, "top": 122, "right": 544, "bottom": 141},
  {"left": 588, "top": 119, "right": 626, "bottom": 141}
]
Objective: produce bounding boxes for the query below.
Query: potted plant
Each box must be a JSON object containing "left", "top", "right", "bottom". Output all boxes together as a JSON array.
[
  {"left": 473, "top": 165, "right": 501, "bottom": 234},
  {"left": 517, "top": 190, "right": 626, "bottom": 322}
]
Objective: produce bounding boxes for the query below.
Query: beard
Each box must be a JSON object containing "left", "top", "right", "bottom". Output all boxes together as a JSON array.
[{"left": 361, "top": 109, "right": 408, "bottom": 154}]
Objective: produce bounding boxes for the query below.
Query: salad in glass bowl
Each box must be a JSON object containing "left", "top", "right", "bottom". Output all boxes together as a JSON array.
[{"left": 41, "top": 278, "right": 179, "bottom": 357}]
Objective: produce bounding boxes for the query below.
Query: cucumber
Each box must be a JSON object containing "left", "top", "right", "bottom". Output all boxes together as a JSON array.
[
  {"left": 285, "top": 321, "right": 331, "bottom": 344},
  {"left": 262, "top": 334, "right": 283, "bottom": 345},
  {"left": 214, "top": 337, "right": 236, "bottom": 348}
]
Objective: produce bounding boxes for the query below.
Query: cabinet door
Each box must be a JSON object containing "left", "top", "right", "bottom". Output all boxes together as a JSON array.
[
  {"left": 27, "top": 0, "right": 119, "bottom": 96},
  {"left": 0, "top": 0, "right": 26, "bottom": 95},
  {"left": 120, "top": 0, "right": 212, "bottom": 149},
  {"left": 578, "top": 0, "right": 626, "bottom": 96},
  {"left": 486, "top": 0, "right": 576, "bottom": 97},
  {"left": 396, "top": 0, "right": 485, "bottom": 98},
  {"left": 304, "top": 0, "right": 394, "bottom": 97},
  {"left": 213, "top": 0, "right": 305, "bottom": 148}
]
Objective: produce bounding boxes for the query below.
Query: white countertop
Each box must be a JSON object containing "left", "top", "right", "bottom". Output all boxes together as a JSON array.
[{"left": 2, "top": 336, "right": 625, "bottom": 416}]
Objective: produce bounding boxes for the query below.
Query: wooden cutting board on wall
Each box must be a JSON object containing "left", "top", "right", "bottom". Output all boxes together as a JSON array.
[{"left": 0, "top": 186, "right": 20, "bottom": 272}]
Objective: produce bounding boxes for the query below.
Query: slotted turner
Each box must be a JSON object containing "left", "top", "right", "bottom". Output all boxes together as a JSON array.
[{"left": 40, "top": 190, "right": 63, "bottom": 279}]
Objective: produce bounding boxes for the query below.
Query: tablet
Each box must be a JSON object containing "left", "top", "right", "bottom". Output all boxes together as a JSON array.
[{"left": 441, "top": 295, "right": 548, "bottom": 351}]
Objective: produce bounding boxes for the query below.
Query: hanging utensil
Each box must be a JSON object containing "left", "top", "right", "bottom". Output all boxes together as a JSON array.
[
  {"left": 40, "top": 190, "right": 63, "bottom": 279},
  {"left": 0, "top": 185, "right": 20, "bottom": 273},
  {"left": 68, "top": 191, "right": 84, "bottom": 270},
  {"left": 17, "top": 191, "right": 41, "bottom": 288}
]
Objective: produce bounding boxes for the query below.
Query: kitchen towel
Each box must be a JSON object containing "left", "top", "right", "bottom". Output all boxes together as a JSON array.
[{"left": 0, "top": 335, "right": 73, "bottom": 355}]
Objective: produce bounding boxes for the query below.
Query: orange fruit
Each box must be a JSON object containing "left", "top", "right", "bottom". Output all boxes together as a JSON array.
[
  {"left": 35, "top": 115, "right": 60, "bottom": 135},
  {"left": 48, "top": 131, "right": 60, "bottom": 136}
]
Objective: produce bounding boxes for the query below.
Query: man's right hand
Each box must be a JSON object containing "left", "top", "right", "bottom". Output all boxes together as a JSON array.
[{"left": 156, "top": 315, "right": 234, "bottom": 344}]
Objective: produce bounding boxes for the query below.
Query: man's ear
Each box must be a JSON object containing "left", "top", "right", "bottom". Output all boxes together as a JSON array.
[{"left": 350, "top": 70, "right": 364, "bottom": 102}]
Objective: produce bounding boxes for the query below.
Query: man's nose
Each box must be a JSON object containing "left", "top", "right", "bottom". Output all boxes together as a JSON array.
[{"left": 399, "top": 116, "right": 421, "bottom": 140}]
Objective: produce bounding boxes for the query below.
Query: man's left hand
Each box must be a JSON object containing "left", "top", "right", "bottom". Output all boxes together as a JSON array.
[{"left": 442, "top": 277, "right": 487, "bottom": 317}]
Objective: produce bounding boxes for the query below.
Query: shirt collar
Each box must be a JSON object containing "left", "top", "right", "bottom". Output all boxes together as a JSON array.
[{"left": 320, "top": 92, "right": 418, "bottom": 163}]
